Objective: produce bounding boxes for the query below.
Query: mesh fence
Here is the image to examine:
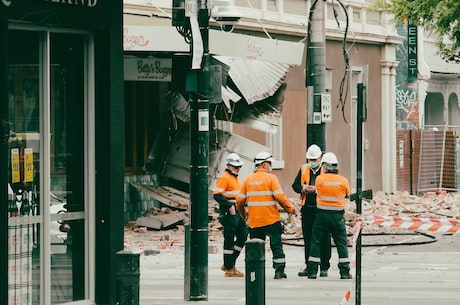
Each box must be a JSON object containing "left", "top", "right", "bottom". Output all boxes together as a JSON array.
[{"left": 417, "top": 125, "right": 459, "bottom": 194}]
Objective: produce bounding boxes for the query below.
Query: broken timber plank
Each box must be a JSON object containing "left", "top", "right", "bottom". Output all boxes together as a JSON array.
[{"left": 131, "top": 183, "right": 189, "bottom": 210}]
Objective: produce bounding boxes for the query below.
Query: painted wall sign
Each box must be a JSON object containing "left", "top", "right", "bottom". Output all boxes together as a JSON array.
[
  {"left": 124, "top": 57, "right": 172, "bottom": 82},
  {"left": 407, "top": 21, "right": 418, "bottom": 82}
]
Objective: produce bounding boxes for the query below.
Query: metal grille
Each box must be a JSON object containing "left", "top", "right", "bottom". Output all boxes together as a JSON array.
[{"left": 417, "top": 125, "right": 458, "bottom": 194}]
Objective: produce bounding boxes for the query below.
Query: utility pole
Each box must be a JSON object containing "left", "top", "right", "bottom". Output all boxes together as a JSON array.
[
  {"left": 188, "top": 1, "right": 209, "bottom": 300},
  {"left": 306, "top": 0, "right": 328, "bottom": 151},
  {"left": 175, "top": 0, "right": 210, "bottom": 300}
]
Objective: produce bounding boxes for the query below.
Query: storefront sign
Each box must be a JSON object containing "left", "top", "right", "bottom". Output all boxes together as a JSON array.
[
  {"left": 44, "top": 0, "right": 98, "bottom": 7},
  {"left": 2, "top": 0, "right": 98, "bottom": 7},
  {"left": 209, "top": 31, "right": 304, "bottom": 65},
  {"left": 124, "top": 58, "right": 172, "bottom": 81},
  {"left": 123, "top": 26, "right": 189, "bottom": 52}
]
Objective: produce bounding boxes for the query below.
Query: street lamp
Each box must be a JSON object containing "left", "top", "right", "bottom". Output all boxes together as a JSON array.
[{"left": 172, "top": 0, "right": 241, "bottom": 301}]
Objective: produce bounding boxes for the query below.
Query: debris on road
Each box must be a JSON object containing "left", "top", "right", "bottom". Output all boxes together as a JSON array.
[{"left": 124, "top": 191, "right": 460, "bottom": 254}]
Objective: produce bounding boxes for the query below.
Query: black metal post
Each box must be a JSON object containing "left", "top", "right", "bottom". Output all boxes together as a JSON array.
[
  {"left": 409, "top": 130, "right": 413, "bottom": 194},
  {"left": 245, "top": 239, "right": 265, "bottom": 305},
  {"left": 0, "top": 20, "right": 8, "bottom": 305},
  {"left": 355, "top": 83, "right": 365, "bottom": 305},
  {"left": 306, "top": 0, "right": 327, "bottom": 150},
  {"left": 187, "top": 1, "right": 209, "bottom": 300},
  {"left": 116, "top": 250, "right": 140, "bottom": 305}
]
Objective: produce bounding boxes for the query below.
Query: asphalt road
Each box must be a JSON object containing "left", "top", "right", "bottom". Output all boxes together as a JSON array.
[{"left": 138, "top": 231, "right": 460, "bottom": 305}]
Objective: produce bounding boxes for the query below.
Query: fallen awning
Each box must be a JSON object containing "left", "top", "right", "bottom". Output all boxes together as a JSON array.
[{"left": 214, "top": 55, "right": 290, "bottom": 105}]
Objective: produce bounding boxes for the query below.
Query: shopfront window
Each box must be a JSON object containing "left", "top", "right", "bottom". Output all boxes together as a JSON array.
[{"left": 7, "top": 29, "right": 91, "bottom": 305}]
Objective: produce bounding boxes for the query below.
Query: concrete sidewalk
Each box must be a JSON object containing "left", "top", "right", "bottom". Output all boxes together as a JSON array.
[{"left": 139, "top": 233, "right": 460, "bottom": 305}]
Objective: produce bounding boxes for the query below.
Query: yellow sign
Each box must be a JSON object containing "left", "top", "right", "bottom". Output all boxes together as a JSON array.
[
  {"left": 11, "top": 148, "right": 20, "bottom": 183},
  {"left": 24, "top": 148, "right": 34, "bottom": 183}
]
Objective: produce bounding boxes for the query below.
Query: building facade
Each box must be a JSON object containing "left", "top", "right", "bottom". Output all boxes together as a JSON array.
[{"left": 1, "top": 1, "right": 124, "bottom": 304}]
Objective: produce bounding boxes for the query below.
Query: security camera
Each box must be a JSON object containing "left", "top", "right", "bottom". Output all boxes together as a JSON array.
[
  {"left": 220, "top": 24, "right": 235, "bottom": 32},
  {"left": 211, "top": 0, "right": 242, "bottom": 31}
]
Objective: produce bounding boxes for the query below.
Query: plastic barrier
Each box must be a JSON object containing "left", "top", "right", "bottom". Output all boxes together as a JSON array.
[{"left": 361, "top": 215, "right": 460, "bottom": 233}]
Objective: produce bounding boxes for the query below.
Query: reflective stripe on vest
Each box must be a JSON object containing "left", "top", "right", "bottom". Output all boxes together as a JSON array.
[{"left": 246, "top": 200, "right": 277, "bottom": 207}]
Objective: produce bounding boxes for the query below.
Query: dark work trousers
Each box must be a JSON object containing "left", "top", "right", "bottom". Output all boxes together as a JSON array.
[
  {"left": 222, "top": 214, "right": 248, "bottom": 269},
  {"left": 308, "top": 210, "right": 350, "bottom": 275},
  {"left": 249, "top": 221, "right": 286, "bottom": 271},
  {"left": 301, "top": 206, "right": 331, "bottom": 271}
]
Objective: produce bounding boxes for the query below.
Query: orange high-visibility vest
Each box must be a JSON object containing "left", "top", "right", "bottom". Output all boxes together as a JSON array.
[
  {"left": 236, "top": 167, "right": 293, "bottom": 228},
  {"left": 315, "top": 173, "right": 350, "bottom": 211},
  {"left": 298, "top": 163, "right": 311, "bottom": 203},
  {"left": 213, "top": 170, "right": 240, "bottom": 199},
  {"left": 298, "top": 163, "right": 323, "bottom": 204}
]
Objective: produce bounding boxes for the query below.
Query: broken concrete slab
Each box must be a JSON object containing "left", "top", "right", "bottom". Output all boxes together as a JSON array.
[{"left": 136, "top": 212, "right": 187, "bottom": 230}]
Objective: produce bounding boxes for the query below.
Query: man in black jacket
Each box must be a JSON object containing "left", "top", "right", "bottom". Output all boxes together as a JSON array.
[{"left": 292, "top": 144, "right": 331, "bottom": 277}]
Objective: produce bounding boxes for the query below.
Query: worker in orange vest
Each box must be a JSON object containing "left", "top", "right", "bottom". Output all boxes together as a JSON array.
[
  {"left": 236, "top": 151, "right": 294, "bottom": 279},
  {"left": 291, "top": 144, "right": 331, "bottom": 277},
  {"left": 307, "top": 152, "right": 351, "bottom": 279},
  {"left": 213, "top": 153, "right": 248, "bottom": 277}
]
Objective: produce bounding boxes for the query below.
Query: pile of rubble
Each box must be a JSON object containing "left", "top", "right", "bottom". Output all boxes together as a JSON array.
[
  {"left": 345, "top": 190, "right": 460, "bottom": 234},
  {"left": 123, "top": 191, "right": 460, "bottom": 254}
]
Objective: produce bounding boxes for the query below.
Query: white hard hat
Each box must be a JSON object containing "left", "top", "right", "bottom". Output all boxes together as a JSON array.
[
  {"left": 321, "top": 152, "right": 338, "bottom": 165},
  {"left": 306, "top": 144, "right": 322, "bottom": 159},
  {"left": 254, "top": 151, "right": 273, "bottom": 166},
  {"left": 226, "top": 153, "right": 244, "bottom": 167}
]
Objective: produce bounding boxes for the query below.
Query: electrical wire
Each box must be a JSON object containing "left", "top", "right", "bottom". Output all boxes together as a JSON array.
[
  {"left": 147, "top": 0, "right": 173, "bottom": 19},
  {"left": 282, "top": 231, "right": 438, "bottom": 247},
  {"left": 333, "top": 0, "right": 351, "bottom": 125},
  {"left": 245, "top": 0, "right": 274, "bottom": 39}
]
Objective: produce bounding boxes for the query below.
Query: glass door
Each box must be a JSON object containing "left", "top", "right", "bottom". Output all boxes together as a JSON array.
[{"left": 7, "top": 28, "right": 93, "bottom": 305}]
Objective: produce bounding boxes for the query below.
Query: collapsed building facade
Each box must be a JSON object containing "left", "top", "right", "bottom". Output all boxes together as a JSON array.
[{"left": 122, "top": 0, "right": 404, "bottom": 222}]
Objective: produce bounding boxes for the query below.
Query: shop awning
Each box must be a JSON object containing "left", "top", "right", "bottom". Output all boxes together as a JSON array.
[{"left": 123, "top": 25, "right": 304, "bottom": 66}]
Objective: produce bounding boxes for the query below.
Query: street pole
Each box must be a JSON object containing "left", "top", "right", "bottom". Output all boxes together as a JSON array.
[
  {"left": 306, "top": 0, "right": 327, "bottom": 151},
  {"left": 186, "top": 0, "right": 209, "bottom": 300},
  {"left": 355, "top": 83, "right": 365, "bottom": 305}
]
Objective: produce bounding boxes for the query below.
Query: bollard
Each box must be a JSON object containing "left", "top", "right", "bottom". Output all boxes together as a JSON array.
[
  {"left": 116, "top": 250, "right": 140, "bottom": 305},
  {"left": 245, "top": 238, "right": 265, "bottom": 305}
]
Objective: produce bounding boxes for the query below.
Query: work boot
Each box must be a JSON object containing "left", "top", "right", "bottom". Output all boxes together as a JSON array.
[
  {"left": 306, "top": 262, "right": 318, "bottom": 279},
  {"left": 340, "top": 272, "right": 352, "bottom": 280},
  {"left": 274, "top": 269, "right": 287, "bottom": 279},
  {"left": 220, "top": 264, "right": 225, "bottom": 272},
  {"left": 298, "top": 267, "right": 309, "bottom": 277},
  {"left": 319, "top": 269, "right": 328, "bottom": 277},
  {"left": 339, "top": 263, "right": 351, "bottom": 279},
  {"left": 224, "top": 266, "right": 244, "bottom": 277}
]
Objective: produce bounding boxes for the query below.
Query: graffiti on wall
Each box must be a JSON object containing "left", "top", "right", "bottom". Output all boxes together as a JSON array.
[{"left": 396, "top": 85, "right": 419, "bottom": 128}]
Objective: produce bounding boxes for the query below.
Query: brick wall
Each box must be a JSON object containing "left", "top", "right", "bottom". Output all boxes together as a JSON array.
[{"left": 396, "top": 130, "right": 420, "bottom": 194}]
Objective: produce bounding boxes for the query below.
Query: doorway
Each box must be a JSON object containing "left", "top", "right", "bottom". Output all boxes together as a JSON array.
[{"left": 6, "top": 27, "right": 94, "bottom": 305}]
